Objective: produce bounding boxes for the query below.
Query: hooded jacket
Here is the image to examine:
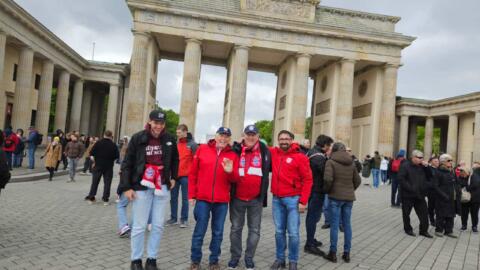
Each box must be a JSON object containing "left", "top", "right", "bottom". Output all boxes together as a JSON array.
[
  {"left": 177, "top": 137, "right": 198, "bottom": 177},
  {"left": 307, "top": 145, "right": 328, "bottom": 194},
  {"left": 324, "top": 150, "right": 361, "bottom": 201},
  {"left": 270, "top": 143, "right": 313, "bottom": 205},
  {"left": 188, "top": 139, "right": 239, "bottom": 203}
]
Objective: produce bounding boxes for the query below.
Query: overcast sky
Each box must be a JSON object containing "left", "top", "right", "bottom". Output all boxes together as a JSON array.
[{"left": 14, "top": 0, "right": 480, "bottom": 141}]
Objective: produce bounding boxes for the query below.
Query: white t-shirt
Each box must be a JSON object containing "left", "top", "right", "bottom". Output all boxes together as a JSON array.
[{"left": 380, "top": 159, "right": 389, "bottom": 171}]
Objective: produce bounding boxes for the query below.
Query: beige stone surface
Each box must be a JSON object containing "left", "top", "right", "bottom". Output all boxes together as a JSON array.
[
  {"left": 54, "top": 70, "right": 70, "bottom": 132},
  {"left": 424, "top": 117, "right": 434, "bottom": 158},
  {"left": 290, "top": 53, "right": 311, "bottom": 141},
  {"left": 334, "top": 59, "right": 355, "bottom": 145},
  {"left": 11, "top": 46, "right": 34, "bottom": 130},
  {"left": 106, "top": 84, "right": 119, "bottom": 134},
  {"left": 447, "top": 114, "right": 459, "bottom": 162},
  {"left": 475, "top": 111, "right": 480, "bottom": 162},
  {"left": 457, "top": 113, "right": 474, "bottom": 166},
  {"left": 69, "top": 79, "right": 84, "bottom": 132},
  {"left": 35, "top": 59, "right": 54, "bottom": 142},
  {"left": 179, "top": 39, "right": 202, "bottom": 133},
  {"left": 398, "top": 115, "right": 409, "bottom": 153},
  {"left": 0, "top": 31, "right": 6, "bottom": 129},
  {"left": 377, "top": 64, "right": 398, "bottom": 157},
  {"left": 80, "top": 88, "right": 92, "bottom": 135}
]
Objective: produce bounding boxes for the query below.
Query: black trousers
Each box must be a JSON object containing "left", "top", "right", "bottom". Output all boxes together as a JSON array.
[
  {"left": 87, "top": 166, "right": 113, "bottom": 202},
  {"left": 82, "top": 158, "right": 92, "bottom": 173},
  {"left": 461, "top": 202, "right": 480, "bottom": 228},
  {"left": 436, "top": 215, "right": 454, "bottom": 234},
  {"left": 402, "top": 197, "right": 429, "bottom": 234},
  {"left": 427, "top": 194, "right": 436, "bottom": 224},
  {"left": 46, "top": 167, "right": 55, "bottom": 179}
]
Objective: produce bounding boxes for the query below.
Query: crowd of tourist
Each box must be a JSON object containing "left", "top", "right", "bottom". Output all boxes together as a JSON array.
[{"left": 1, "top": 109, "right": 479, "bottom": 270}]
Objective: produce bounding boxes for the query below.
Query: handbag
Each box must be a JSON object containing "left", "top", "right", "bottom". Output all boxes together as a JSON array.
[{"left": 461, "top": 175, "right": 472, "bottom": 203}]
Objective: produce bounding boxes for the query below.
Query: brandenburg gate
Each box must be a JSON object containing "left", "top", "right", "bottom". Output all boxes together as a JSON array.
[{"left": 123, "top": 0, "right": 414, "bottom": 157}]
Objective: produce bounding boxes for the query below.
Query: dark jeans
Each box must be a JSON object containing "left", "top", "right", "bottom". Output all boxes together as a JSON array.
[
  {"left": 191, "top": 201, "right": 228, "bottom": 264},
  {"left": 427, "top": 194, "right": 436, "bottom": 224},
  {"left": 170, "top": 176, "right": 189, "bottom": 222},
  {"left": 46, "top": 167, "right": 55, "bottom": 179},
  {"left": 82, "top": 158, "right": 92, "bottom": 173},
  {"left": 5, "top": 151, "right": 13, "bottom": 170},
  {"left": 436, "top": 215, "right": 454, "bottom": 234},
  {"left": 87, "top": 166, "right": 113, "bottom": 202},
  {"left": 461, "top": 202, "right": 480, "bottom": 228},
  {"left": 305, "top": 192, "right": 324, "bottom": 246},
  {"left": 401, "top": 197, "right": 429, "bottom": 234},
  {"left": 229, "top": 198, "right": 263, "bottom": 262},
  {"left": 391, "top": 174, "right": 401, "bottom": 206},
  {"left": 55, "top": 154, "right": 67, "bottom": 171}
]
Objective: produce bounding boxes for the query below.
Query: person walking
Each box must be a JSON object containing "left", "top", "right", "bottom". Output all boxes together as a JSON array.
[
  {"left": 55, "top": 129, "right": 68, "bottom": 170},
  {"left": 188, "top": 127, "right": 238, "bottom": 270},
  {"left": 119, "top": 110, "right": 179, "bottom": 270},
  {"left": 118, "top": 136, "right": 129, "bottom": 164},
  {"left": 2, "top": 128, "right": 19, "bottom": 171},
  {"left": 427, "top": 156, "right": 440, "bottom": 225},
  {"left": 458, "top": 167, "right": 472, "bottom": 231},
  {"left": 41, "top": 137, "right": 63, "bottom": 181},
  {"left": 0, "top": 131, "right": 11, "bottom": 196},
  {"left": 432, "top": 154, "right": 461, "bottom": 238},
  {"left": 371, "top": 151, "right": 381, "bottom": 188},
  {"left": 85, "top": 130, "right": 119, "bottom": 205},
  {"left": 304, "top": 135, "right": 333, "bottom": 256},
  {"left": 64, "top": 133, "right": 85, "bottom": 182},
  {"left": 322, "top": 142, "right": 361, "bottom": 263},
  {"left": 26, "top": 126, "right": 40, "bottom": 169},
  {"left": 380, "top": 156, "right": 389, "bottom": 185},
  {"left": 390, "top": 150, "right": 406, "bottom": 207},
  {"left": 13, "top": 129, "right": 25, "bottom": 168},
  {"left": 269, "top": 130, "right": 313, "bottom": 270},
  {"left": 397, "top": 150, "right": 432, "bottom": 238},
  {"left": 165, "top": 124, "right": 197, "bottom": 228},
  {"left": 361, "top": 155, "right": 372, "bottom": 186},
  {"left": 464, "top": 161, "right": 480, "bottom": 232},
  {"left": 81, "top": 137, "right": 95, "bottom": 175},
  {"left": 227, "top": 125, "right": 271, "bottom": 270}
]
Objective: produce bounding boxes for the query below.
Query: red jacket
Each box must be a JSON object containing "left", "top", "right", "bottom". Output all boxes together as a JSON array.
[
  {"left": 177, "top": 137, "right": 196, "bottom": 177},
  {"left": 188, "top": 139, "right": 239, "bottom": 203},
  {"left": 270, "top": 143, "right": 313, "bottom": 205},
  {"left": 3, "top": 133, "right": 19, "bottom": 152}
]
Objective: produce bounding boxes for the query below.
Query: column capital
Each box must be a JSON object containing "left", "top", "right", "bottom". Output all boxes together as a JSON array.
[
  {"left": 76, "top": 78, "right": 84, "bottom": 83},
  {"left": 20, "top": 45, "right": 34, "bottom": 53},
  {"left": 185, "top": 38, "right": 202, "bottom": 45},
  {"left": 0, "top": 29, "right": 6, "bottom": 35},
  {"left": 340, "top": 58, "right": 355, "bottom": 64},
  {"left": 384, "top": 63, "right": 402, "bottom": 69},
  {"left": 234, "top": 44, "right": 250, "bottom": 51},
  {"left": 131, "top": 30, "right": 151, "bottom": 39},
  {"left": 296, "top": 53, "right": 311, "bottom": 59},
  {"left": 110, "top": 82, "right": 121, "bottom": 88}
]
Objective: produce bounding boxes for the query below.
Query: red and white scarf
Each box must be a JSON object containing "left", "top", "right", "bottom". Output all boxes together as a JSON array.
[
  {"left": 140, "top": 164, "right": 165, "bottom": 196},
  {"left": 239, "top": 141, "right": 263, "bottom": 177}
]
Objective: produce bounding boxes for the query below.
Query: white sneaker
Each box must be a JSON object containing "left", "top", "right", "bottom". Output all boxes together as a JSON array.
[{"left": 180, "top": 221, "right": 188, "bottom": 228}]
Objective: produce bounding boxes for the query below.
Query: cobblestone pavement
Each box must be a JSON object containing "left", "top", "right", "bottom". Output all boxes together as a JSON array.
[{"left": 1, "top": 168, "right": 479, "bottom": 270}]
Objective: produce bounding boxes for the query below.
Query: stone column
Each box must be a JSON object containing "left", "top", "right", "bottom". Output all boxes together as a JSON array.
[
  {"left": 11, "top": 47, "right": 34, "bottom": 130},
  {"left": 290, "top": 53, "right": 311, "bottom": 141},
  {"left": 97, "top": 93, "right": 107, "bottom": 136},
  {"left": 54, "top": 70, "right": 70, "bottom": 132},
  {"left": 179, "top": 39, "right": 202, "bottom": 133},
  {"left": 106, "top": 83, "right": 119, "bottom": 133},
  {"left": 335, "top": 58, "right": 355, "bottom": 145},
  {"left": 407, "top": 120, "right": 418, "bottom": 157},
  {"left": 424, "top": 117, "right": 434, "bottom": 158},
  {"left": 80, "top": 88, "right": 92, "bottom": 135},
  {"left": 223, "top": 45, "right": 249, "bottom": 140},
  {"left": 447, "top": 114, "right": 459, "bottom": 162},
  {"left": 377, "top": 64, "right": 399, "bottom": 157},
  {"left": 398, "top": 114, "right": 409, "bottom": 152},
  {"left": 474, "top": 111, "right": 480, "bottom": 162},
  {"left": 125, "top": 31, "right": 151, "bottom": 136},
  {"left": 36, "top": 60, "right": 54, "bottom": 141},
  {"left": 89, "top": 91, "right": 101, "bottom": 136},
  {"left": 0, "top": 31, "right": 6, "bottom": 129},
  {"left": 69, "top": 79, "right": 84, "bottom": 132}
]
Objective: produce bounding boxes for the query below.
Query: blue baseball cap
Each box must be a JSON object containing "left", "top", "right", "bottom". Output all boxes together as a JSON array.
[
  {"left": 244, "top": 125, "right": 258, "bottom": 135},
  {"left": 216, "top": 127, "right": 232, "bottom": 136}
]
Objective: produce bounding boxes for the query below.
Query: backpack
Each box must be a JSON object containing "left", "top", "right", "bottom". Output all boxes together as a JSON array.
[
  {"left": 4, "top": 137, "right": 14, "bottom": 149},
  {"left": 392, "top": 158, "right": 404, "bottom": 173},
  {"left": 34, "top": 133, "right": 43, "bottom": 145}
]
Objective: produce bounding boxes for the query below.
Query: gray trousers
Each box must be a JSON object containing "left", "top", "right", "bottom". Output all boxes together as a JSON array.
[
  {"left": 229, "top": 197, "right": 263, "bottom": 262},
  {"left": 68, "top": 158, "right": 78, "bottom": 180}
]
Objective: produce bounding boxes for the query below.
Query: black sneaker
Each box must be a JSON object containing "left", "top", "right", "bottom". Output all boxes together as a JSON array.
[
  {"left": 131, "top": 260, "right": 143, "bottom": 270},
  {"left": 145, "top": 258, "right": 158, "bottom": 270},
  {"left": 323, "top": 251, "right": 337, "bottom": 263},
  {"left": 405, "top": 231, "right": 416, "bottom": 237},
  {"left": 270, "top": 260, "right": 286, "bottom": 270},
  {"left": 420, "top": 232, "right": 433, "bottom": 238},
  {"left": 321, "top": 224, "right": 330, "bottom": 229},
  {"left": 342, "top": 252, "right": 350, "bottom": 263},
  {"left": 473, "top": 227, "right": 478, "bottom": 233},
  {"left": 228, "top": 259, "right": 239, "bottom": 269},
  {"left": 312, "top": 239, "right": 323, "bottom": 247},
  {"left": 288, "top": 262, "right": 297, "bottom": 270},
  {"left": 245, "top": 259, "right": 255, "bottom": 270},
  {"left": 304, "top": 244, "right": 325, "bottom": 256},
  {"left": 461, "top": 225, "right": 467, "bottom": 231}
]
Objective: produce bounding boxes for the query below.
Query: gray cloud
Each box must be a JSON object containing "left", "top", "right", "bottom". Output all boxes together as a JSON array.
[{"left": 13, "top": 0, "right": 480, "bottom": 139}]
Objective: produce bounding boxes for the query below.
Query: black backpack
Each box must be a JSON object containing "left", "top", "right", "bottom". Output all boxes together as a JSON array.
[{"left": 34, "top": 133, "right": 43, "bottom": 145}]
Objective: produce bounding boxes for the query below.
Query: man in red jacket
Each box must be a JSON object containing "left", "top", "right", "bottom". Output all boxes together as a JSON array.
[
  {"left": 188, "top": 127, "right": 239, "bottom": 270},
  {"left": 270, "top": 130, "right": 313, "bottom": 270}
]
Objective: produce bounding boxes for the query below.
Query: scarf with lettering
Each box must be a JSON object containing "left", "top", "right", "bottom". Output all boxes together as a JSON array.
[
  {"left": 141, "top": 164, "right": 165, "bottom": 196},
  {"left": 239, "top": 141, "right": 262, "bottom": 177}
]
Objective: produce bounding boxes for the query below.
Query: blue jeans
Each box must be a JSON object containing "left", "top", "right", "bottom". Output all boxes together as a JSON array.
[
  {"left": 117, "top": 193, "right": 130, "bottom": 231},
  {"left": 170, "top": 176, "right": 189, "bottom": 222},
  {"left": 305, "top": 192, "right": 324, "bottom": 246},
  {"left": 13, "top": 153, "right": 23, "bottom": 167},
  {"left": 5, "top": 152, "right": 13, "bottom": 170},
  {"left": 391, "top": 174, "right": 401, "bottom": 206},
  {"left": 68, "top": 158, "right": 78, "bottom": 180},
  {"left": 28, "top": 146, "right": 36, "bottom": 169},
  {"left": 323, "top": 195, "right": 330, "bottom": 225},
  {"left": 191, "top": 201, "right": 228, "bottom": 264},
  {"left": 272, "top": 196, "right": 300, "bottom": 263},
  {"left": 381, "top": 170, "right": 388, "bottom": 184},
  {"left": 372, "top": 169, "right": 380, "bottom": 188},
  {"left": 329, "top": 199, "right": 353, "bottom": 253},
  {"left": 131, "top": 186, "right": 170, "bottom": 260}
]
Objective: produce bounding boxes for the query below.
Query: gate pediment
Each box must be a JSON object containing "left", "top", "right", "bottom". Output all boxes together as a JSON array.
[{"left": 240, "top": 0, "right": 320, "bottom": 23}]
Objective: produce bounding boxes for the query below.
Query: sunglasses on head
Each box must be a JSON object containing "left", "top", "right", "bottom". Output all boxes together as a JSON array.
[
  {"left": 447, "top": 160, "right": 453, "bottom": 162},
  {"left": 415, "top": 156, "right": 424, "bottom": 159}
]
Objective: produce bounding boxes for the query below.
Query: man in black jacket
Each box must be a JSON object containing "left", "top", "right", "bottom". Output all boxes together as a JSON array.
[
  {"left": 228, "top": 125, "right": 271, "bottom": 270},
  {"left": 119, "top": 110, "right": 179, "bottom": 270},
  {"left": 397, "top": 150, "right": 433, "bottom": 238},
  {"left": 304, "top": 135, "right": 333, "bottom": 256},
  {"left": 85, "top": 130, "right": 119, "bottom": 205}
]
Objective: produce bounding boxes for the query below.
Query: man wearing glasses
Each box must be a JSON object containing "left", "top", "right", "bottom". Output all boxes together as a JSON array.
[{"left": 397, "top": 150, "right": 433, "bottom": 238}]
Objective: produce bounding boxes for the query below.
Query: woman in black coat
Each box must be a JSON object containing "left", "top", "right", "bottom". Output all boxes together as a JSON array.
[
  {"left": 466, "top": 162, "right": 480, "bottom": 232},
  {"left": 432, "top": 154, "right": 461, "bottom": 238},
  {"left": 0, "top": 130, "right": 12, "bottom": 195}
]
